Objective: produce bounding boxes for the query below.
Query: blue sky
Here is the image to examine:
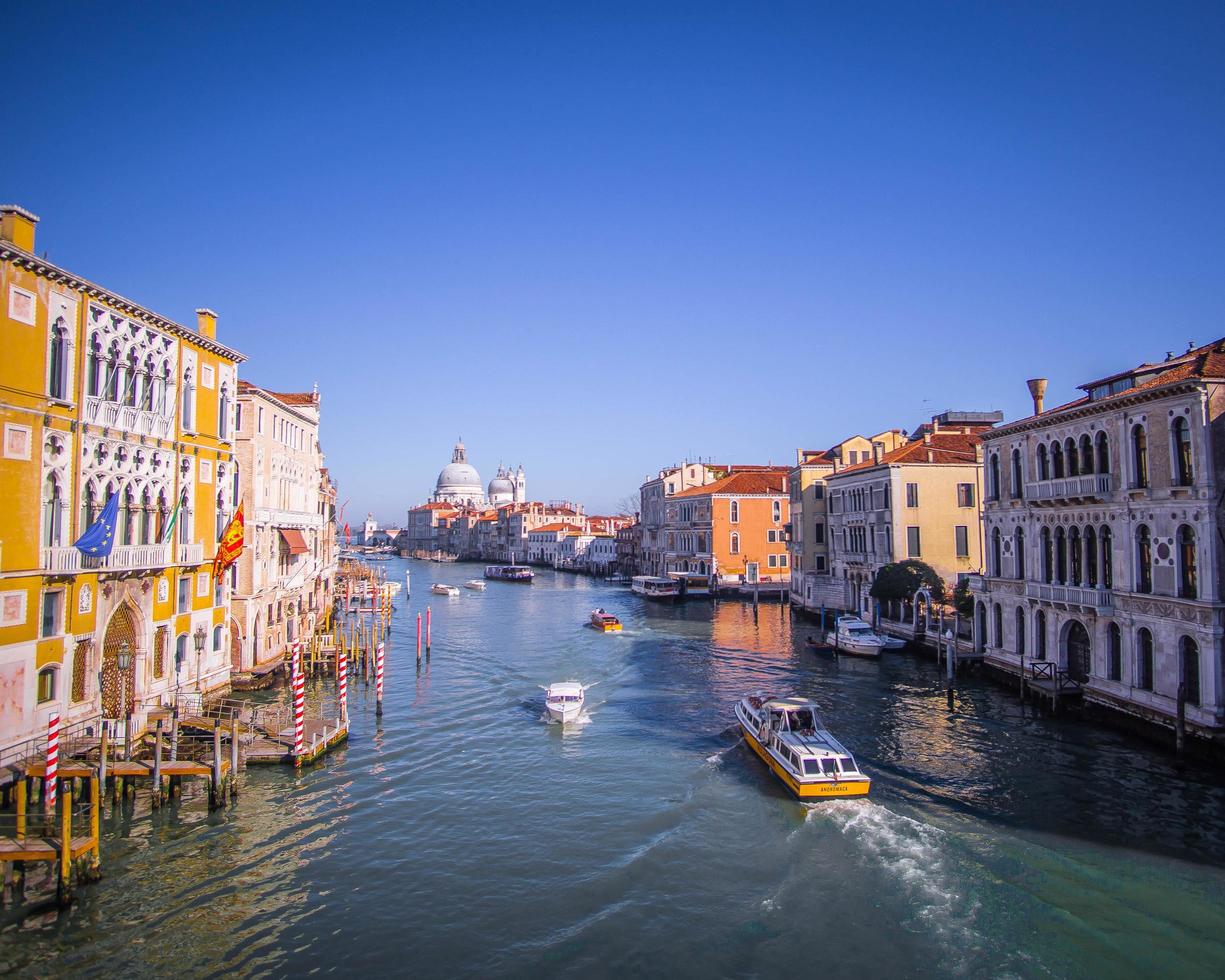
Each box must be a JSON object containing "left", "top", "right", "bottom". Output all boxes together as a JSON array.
[{"left": 6, "top": 2, "right": 1224, "bottom": 520}]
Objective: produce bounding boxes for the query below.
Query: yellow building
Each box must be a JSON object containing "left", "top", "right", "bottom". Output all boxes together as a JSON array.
[{"left": 0, "top": 205, "right": 245, "bottom": 760}]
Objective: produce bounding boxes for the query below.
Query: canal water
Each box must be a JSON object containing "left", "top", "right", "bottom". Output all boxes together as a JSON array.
[{"left": 4, "top": 559, "right": 1225, "bottom": 978}]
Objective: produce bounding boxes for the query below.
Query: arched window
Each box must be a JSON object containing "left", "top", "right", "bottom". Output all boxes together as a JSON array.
[
  {"left": 105, "top": 340, "right": 121, "bottom": 400},
  {"left": 175, "top": 633, "right": 188, "bottom": 674},
  {"left": 48, "top": 319, "right": 69, "bottom": 401},
  {"left": 1011, "top": 449, "right": 1023, "bottom": 498},
  {"left": 729, "top": 532, "right": 740, "bottom": 554},
  {"left": 80, "top": 482, "right": 97, "bottom": 533},
  {"left": 1136, "top": 524, "right": 1153, "bottom": 593},
  {"left": 1066, "top": 437, "right": 1079, "bottom": 477},
  {"left": 1015, "top": 527, "right": 1026, "bottom": 580},
  {"left": 216, "top": 489, "right": 227, "bottom": 542},
  {"left": 1037, "top": 444, "right": 1049, "bottom": 481},
  {"left": 159, "top": 361, "right": 172, "bottom": 415},
  {"left": 1084, "top": 526, "right": 1097, "bottom": 588},
  {"left": 1035, "top": 610, "right": 1047, "bottom": 660},
  {"left": 991, "top": 527, "right": 1002, "bottom": 576},
  {"left": 1101, "top": 526, "right": 1113, "bottom": 589},
  {"left": 1095, "top": 431, "right": 1110, "bottom": 475},
  {"left": 729, "top": 500, "right": 739, "bottom": 523},
  {"left": 993, "top": 604, "right": 1003, "bottom": 648},
  {"left": 1069, "top": 526, "right": 1081, "bottom": 585},
  {"left": 1055, "top": 526, "right": 1067, "bottom": 584},
  {"left": 140, "top": 487, "right": 153, "bottom": 544},
  {"left": 1079, "top": 434, "right": 1093, "bottom": 474},
  {"left": 124, "top": 348, "right": 139, "bottom": 407},
  {"left": 1015, "top": 607, "right": 1026, "bottom": 656},
  {"left": 1041, "top": 526, "right": 1053, "bottom": 584},
  {"left": 1178, "top": 525, "right": 1197, "bottom": 599},
  {"left": 975, "top": 602, "right": 987, "bottom": 653},
  {"left": 44, "top": 475, "right": 63, "bottom": 547},
  {"left": 1180, "top": 636, "right": 1200, "bottom": 706},
  {"left": 37, "top": 666, "right": 58, "bottom": 704},
  {"left": 219, "top": 384, "right": 230, "bottom": 441},
  {"left": 1136, "top": 628, "right": 1154, "bottom": 690},
  {"left": 86, "top": 333, "right": 102, "bottom": 397},
  {"left": 1051, "top": 441, "right": 1064, "bottom": 479},
  {"left": 181, "top": 369, "right": 195, "bottom": 431},
  {"left": 141, "top": 354, "right": 156, "bottom": 411},
  {"left": 213, "top": 625, "right": 224, "bottom": 652},
  {"left": 1131, "top": 424, "right": 1148, "bottom": 488},
  {"left": 1107, "top": 623, "right": 1122, "bottom": 681},
  {"left": 1172, "top": 416, "right": 1193, "bottom": 487},
  {"left": 989, "top": 454, "right": 1001, "bottom": 500}
]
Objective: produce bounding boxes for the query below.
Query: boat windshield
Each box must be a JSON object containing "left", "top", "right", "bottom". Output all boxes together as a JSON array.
[
  {"left": 786, "top": 708, "right": 816, "bottom": 732},
  {"left": 848, "top": 627, "right": 875, "bottom": 637}
]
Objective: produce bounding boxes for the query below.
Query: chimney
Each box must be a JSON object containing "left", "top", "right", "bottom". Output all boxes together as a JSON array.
[
  {"left": 195, "top": 308, "right": 218, "bottom": 340},
  {"left": 0, "top": 205, "right": 39, "bottom": 252},
  {"left": 931, "top": 417, "right": 941, "bottom": 433},
  {"left": 1026, "top": 378, "right": 1048, "bottom": 416},
  {"left": 923, "top": 431, "right": 932, "bottom": 445},
  {"left": 872, "top": 443, "right": 882, "bottom": 464}
]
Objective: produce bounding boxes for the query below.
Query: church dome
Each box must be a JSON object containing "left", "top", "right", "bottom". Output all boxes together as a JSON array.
[
  {"left": 435, "top": 440, "right": 483, "bottom": 498},
  {"left": 488, "top": 469, "right": 515, "bottom": 497}
]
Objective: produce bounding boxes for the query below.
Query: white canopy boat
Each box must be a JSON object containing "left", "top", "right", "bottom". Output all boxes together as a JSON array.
[
  {"left": 430, "top": 583, "right": 460, "bottom": 596},
  {"left": 542, "top": 681, "right": 586, "bottom": 725},
  {"left": 464, "top": 579, "right": 486, "bottom": 591},
  {"left": 832, "top": 616, "right": 886, "bottom": 657}
]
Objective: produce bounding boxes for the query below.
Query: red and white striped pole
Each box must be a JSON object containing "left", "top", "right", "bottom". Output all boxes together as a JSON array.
[
  {"left": 292, "top": 662, "right": 306, "bottom": 764},
  {"left": 291, "top": 639, "right": 301, "bottom": 679},
  {"left": 45, "top": 712, "right": 59, "bottom": 815},
  {"left": 416, "top": 612, "right": 422, "bottom": 664},
  {"left": 375, "top": 641, "right": 385, "bottom": 718},
  {"left": 426, "top": 605, "right": 432, "bottom": 654},
  {"left": 338, "top": 645, "right": 348, "bottom": 725}
]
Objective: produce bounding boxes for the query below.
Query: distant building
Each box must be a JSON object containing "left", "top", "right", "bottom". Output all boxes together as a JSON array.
[
  {"left": 638, "top": 462, "right": 725, "bottom": 577},
  {"left": 430, "top": 439, "right": 525, "bottom": 508}
]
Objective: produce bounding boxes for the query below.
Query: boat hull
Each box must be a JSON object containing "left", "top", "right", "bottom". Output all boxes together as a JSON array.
[
  {"left": 547, "top": 704, "right": 583, "bottom": 725},
  {"left": 738, "top": 718, "right": 871, "bottom": 800}
]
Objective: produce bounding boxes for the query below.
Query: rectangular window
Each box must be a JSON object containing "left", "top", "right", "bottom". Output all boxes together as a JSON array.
[
  {"left": 177, "top": 576, "right": 191, "bottom": 613},
  {"left": 813, "top": 485, "right": 825, "bottom": 500},
  {"left": 907, "top": 526, "right": 921, "bottom": 558},
  {"left": 768, "top": 554, "right": 777, "bottom": 567},
  {"left": 40, "top": 590, "right": 63, "bottom": 638},
  {"left": 772, "top": 500, "right": 782, "bottom": 522},
  {"left": 957, "top": 483, "right": 975, "bottom": 508},
  {"left": 955, "top": 525, "right": 969, "bottom": 558},
  {"left": 257, "top": 406, "right": 265, "bottom": 433},
  {"left": 906, "top": 483, "right": 919, "bottom": 507},
  {"left": 815, "top": 555, "right": 827, "bottom": 572},
  {"left": 779, "top": 554, "right": 788, "bottom": 567},
  {"left": 813, "top": 523, "right": 825, "bottom": 544},
  {"left": 235, "top": 403, "right": 243, "bottom": 432}
]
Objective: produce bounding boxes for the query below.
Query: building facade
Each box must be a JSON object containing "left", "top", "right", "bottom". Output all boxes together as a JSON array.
[
  {"left": 638, "top": 462, "right": 724, "bottom": 577},
  {"left": 0, "top": 205, "right": 243, "bottom": 759},
  {"left": 230, "top": 382, "right": 336, "bottom": 673},
  {"left": 971, "top": 346, "right": 1225, "bottom": 735}
]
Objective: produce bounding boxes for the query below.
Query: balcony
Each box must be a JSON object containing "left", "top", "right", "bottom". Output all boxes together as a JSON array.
[
  {"left": 254, "top": 507, "right": 321, "bottom": 529},
  {"left": 83, "top": 396, "right": 174, "bottom": 440},
  {"left": 177, "top": 543, "right": 204, "bottom": 565},
  {"left": 1025, "top": 580, "right": 1113, "bottom": 612},
  {"left": 42, "top": 543, "right": 175, "bottom": 574},
  {"left": 1023, "top": 474, "right": 1113, "bottom": 504}
]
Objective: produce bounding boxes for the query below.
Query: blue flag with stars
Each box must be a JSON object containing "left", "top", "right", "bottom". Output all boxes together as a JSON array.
[{"left": 73, "top": 490, "right": 120, "bottom": 558}]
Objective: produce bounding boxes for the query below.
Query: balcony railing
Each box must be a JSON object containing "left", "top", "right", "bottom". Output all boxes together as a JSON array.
[
  {"left": 1023, "top": 474, "right": 1113, "bottom": 503},
  {"left": 1025, "top": 580, "right": 1113, "bottom": 611},
  {"left": 41, "top": 543, "right": 178, "bottom": 574},
  {"left": 83, "top": 395, "right": 174, "bottom": 440},
  {"left": 178, "top": 543, "right": 204, "bottom": 565}
]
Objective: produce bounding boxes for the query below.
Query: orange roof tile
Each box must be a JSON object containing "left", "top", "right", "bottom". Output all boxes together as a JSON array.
[
  {"left": 833, "top": 432, "right": 982, "bottom": 475},
  {"left": 671, "top": 468, "right": 790, "bottom": 498},
  {"left": 531, "top": 522, "right": 584, "bottom": 533}
]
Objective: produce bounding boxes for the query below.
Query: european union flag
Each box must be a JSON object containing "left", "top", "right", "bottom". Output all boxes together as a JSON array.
[{"left": 73, "top": 491, "right": 120, "bottom": 558}]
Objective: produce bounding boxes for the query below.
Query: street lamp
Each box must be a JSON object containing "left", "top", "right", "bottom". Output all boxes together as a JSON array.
[
  {"left": 193, "top": 626, "right": 206, "bottom": 693},
  {"left": 117, "top": 640, "right": 132, "bottom": 760}
]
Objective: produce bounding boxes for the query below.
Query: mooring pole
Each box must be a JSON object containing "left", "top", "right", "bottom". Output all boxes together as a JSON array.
[
  {"left": 426, "top": 605, "right": 432, "bottom": 655},
  {"left": 152, "top": 720, "right": 163, "bottom": 809},
  {"left": 416, "top": 612, "right": 422, "bottom": 665},
  {"left": 376, "top": 641, "right": 385, "bottom": 718},
  {"left": 210, "top": 720, "right": 222, "bottom": 809}
]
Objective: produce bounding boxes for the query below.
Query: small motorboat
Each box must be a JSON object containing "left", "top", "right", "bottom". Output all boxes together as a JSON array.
[
  {"left": 832, "top": 616, "right": 885, "bottom": 658},
  {"left": 804, "top": 634, "right": 836, "bottom": 656},
  {"left": 880, "top": 633, "right": 906, "bottom": 650},
  {"left": 590, "top": 608, "right": 622, "bottom": 632},
  {"left": 542, "top": 681, "right": 586, "bottom": 724},
  {"left": 734, "top": 692, "right": 870, "bottom": 800},
  {"left": 431, "top": 583, "right": 460, "bottom": 596},
  {"left": 464, "top": 579, "right": 487, "bottom": 591}
]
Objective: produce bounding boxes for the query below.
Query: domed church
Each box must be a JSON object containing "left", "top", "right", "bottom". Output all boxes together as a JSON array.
[{"left": 432, "top": 440, "right": 525, "bottom": 507}]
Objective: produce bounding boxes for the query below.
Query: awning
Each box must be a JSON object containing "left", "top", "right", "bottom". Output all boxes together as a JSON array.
[{"left": 278, "top": 528, "right": 309, "bottom": 555}]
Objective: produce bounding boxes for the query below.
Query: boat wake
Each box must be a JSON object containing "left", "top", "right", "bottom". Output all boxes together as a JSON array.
[{"left": 807, "top": 802, "right": 983, "bottom": 964}]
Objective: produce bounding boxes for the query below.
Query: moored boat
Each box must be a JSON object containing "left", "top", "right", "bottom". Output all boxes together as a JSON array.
[
  {"left": 734, "top": 693, "right": 870, "bottom": 800},
  {"left": 631, "top": 575, "right": 680, "bottom": 602},
  {"left": 431, "top": 583, "right": 460, "bottom": 596},
  {"left": 485, "top": 565, "right": 534, "bottom": 582},
  {"left": 464, "top": 579, "right": 486, "bottom": 591},
  {"left": 542, "top": 681, "right": 586, "bottom": 724},
  {"left": 832, "top": 616, "right": 885, "bottom": 657},
  {"left": 589, "top": 608, "right": 622, "bottom": 632}
]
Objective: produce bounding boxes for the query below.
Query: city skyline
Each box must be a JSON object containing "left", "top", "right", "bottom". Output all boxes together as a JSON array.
[{"left": 6, "top": 2, "right": 1224, "bottom": 518}]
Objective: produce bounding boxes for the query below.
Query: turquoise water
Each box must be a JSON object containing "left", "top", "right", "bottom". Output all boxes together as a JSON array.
[{"left": 3, "top": 559, "right": 1225, "bottom": 977}]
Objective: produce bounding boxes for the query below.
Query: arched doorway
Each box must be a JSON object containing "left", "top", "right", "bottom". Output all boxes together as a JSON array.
[
  {"left": 975, "top": 601, "right": 987, "bottom": 653},
  {"left": 101, "top": 602, "right": 139, "bottom": 718},
  {"left": 230, "top": 617, "right": 244, "bottom": 672},
  {"left": 1065, "top": 620, "right": 1091, "bottom": 682}
]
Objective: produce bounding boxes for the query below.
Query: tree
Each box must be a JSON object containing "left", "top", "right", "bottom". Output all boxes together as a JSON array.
[
  {"left": 615, "top": 492, "right": 640, "bottom": 518},
  {"left": 952, "top": 576, "right": 974, "bottom": 618},
  {"left": 869, "top": 559, "right": 947, "bottom": 604}
]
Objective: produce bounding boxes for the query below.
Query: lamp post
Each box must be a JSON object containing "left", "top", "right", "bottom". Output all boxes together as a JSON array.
[
  {"left": 193, "top": 626, "right": 206, "bottom": 693},
  {"left": 117, "top": 640, "right": 132, "bottom": 760}
]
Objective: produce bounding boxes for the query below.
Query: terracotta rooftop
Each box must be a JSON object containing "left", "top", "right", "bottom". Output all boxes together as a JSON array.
[
  {"left": 671, "top": 468, "right": 789, "bottom": 498},
  {"left": 531, "top": 522, "right": 584, "bottom": 534},
  {"left": 833, "top": 431, "right": 982, "bottom": 475}
]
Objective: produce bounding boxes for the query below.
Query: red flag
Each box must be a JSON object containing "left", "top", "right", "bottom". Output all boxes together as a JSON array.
[
  {"left": 213, "top": 502, "right": 245, "bottom": 581},
  {"left": 344, "top": 522, "right": 351, "bottom": 546}
]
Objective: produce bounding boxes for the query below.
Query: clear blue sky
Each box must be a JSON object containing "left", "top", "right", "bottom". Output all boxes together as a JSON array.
[{"left": 7, "top": 2, "right": 1224, "bottom": 521}]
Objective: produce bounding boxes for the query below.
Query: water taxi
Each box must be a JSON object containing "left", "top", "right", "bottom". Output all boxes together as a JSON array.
[
  {"left": 590, "top": 608, "right": 622, "bottom": 632},
  {"left": 631, "top": 575, "right": 680, "bottom": 602},
  {"left": 667, "top": 571, "right": 712, "bottom": 597},
  {"left": 734, "top": 693, "right": 870, "bottom": 800},
  {"left": 542, "top": 681, "right": 586, "bottom": 724},
  {"left": 831, "top": 616, "right": 885, "bottom": 657},
  {"left": 485, "top": 565, "right": 534, "bottom": 582},
  {"left": 431, "top": 583, "right": 460, "bottom": 596},
  {"left": 464, "top": 579, "right": 486, "bottom": 591}
]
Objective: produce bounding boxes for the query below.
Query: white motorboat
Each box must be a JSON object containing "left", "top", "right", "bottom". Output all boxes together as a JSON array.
[
  {"left": 734, "top": 692, "right": 871, "bottom": 799},
  {"left": 631, "top": 575, "right": 680, "bottom": 601},
  {"left": 542, "top": 682, "right": 586, "bottom": 724},
  {"left": 431, "top": 583, "right": 460, "bottom": 597},
  {"left": 880, "top": 633, "right": 906, "bottom": 650},
  {"left": 832, "top": 616, "right": 885, "bottom": 657},
  {"left": 464, "top": 579, "right": 486, "bottom": 591}
]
